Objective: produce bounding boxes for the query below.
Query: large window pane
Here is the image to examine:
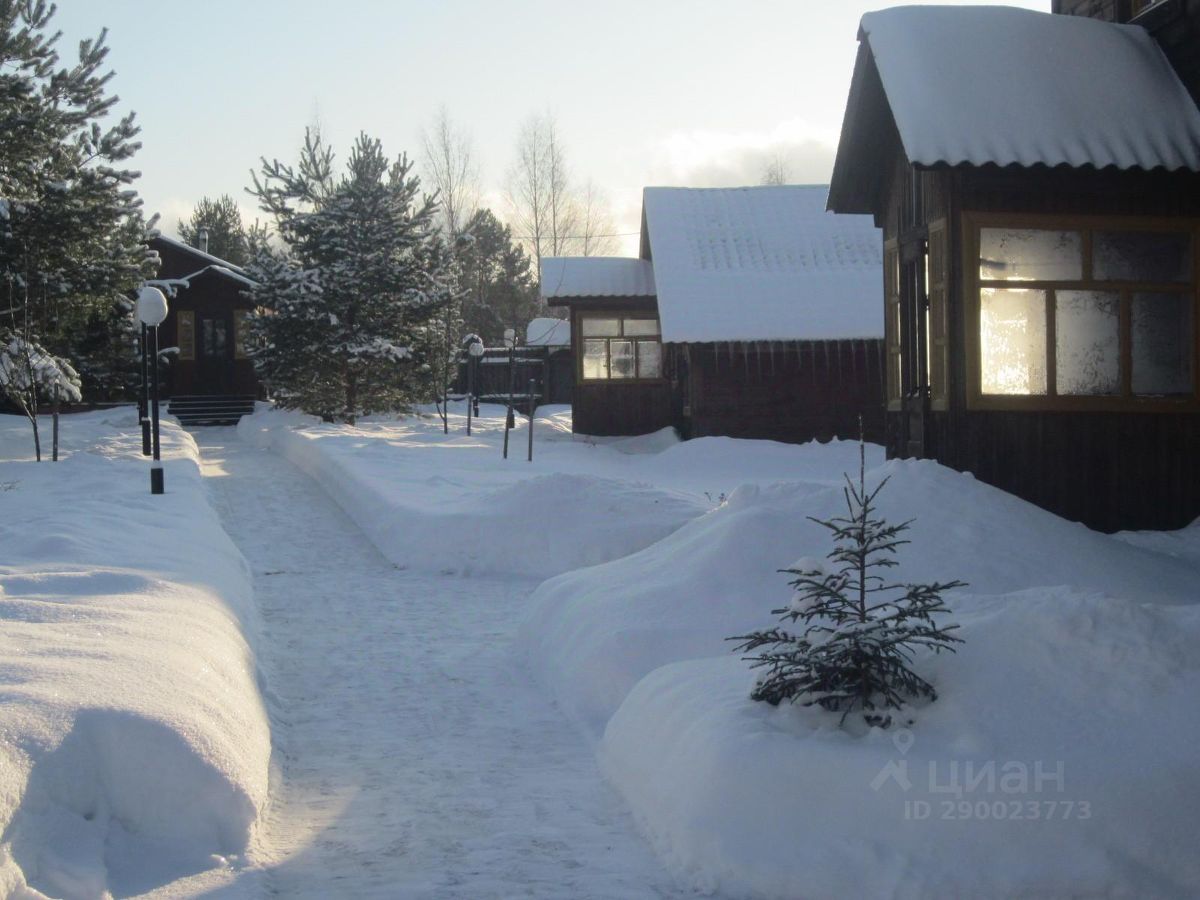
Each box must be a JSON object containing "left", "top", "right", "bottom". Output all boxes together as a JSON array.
[
  {"left": 1056, "top": 291, "right": 1120, "bottom": 395},
  {"left": 637, "top": 341, "right": 662, "bottom": 378},
  {"left": 581, "top": 317, "right": 619, "bottom": 337},
  {"left": 980, "top": 229, "right": 1082, "bottom": 281},
  {"left": 623, "top": 318, "right": 660, "bottom": 336},
  {"left": 610, "top": 340, "right": 635, "bottom": 378},
  {"left": 1132, "top": 292, "right": 1192, "bottom": 395},
  {"left": 583, "top": 339, "right": 608, "bottom": 379},
  {"left": 980, "top": 288, "right": 1047, "bottom": 395},
  {"left": 1094, "top": 231, "right": 1191, "bottom": 283}
]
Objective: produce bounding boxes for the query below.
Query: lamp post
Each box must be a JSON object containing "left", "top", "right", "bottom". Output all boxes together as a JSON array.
[
  {"left": 137, "top": 286, "right": 169, "bottom": 495},
  {"left": 502, "top": 327, "right": 517, "bottom": 459},
  {"left": 465, "top": 335, "right": 484, "bottom": 436},
  {"left": 139, "top": 322, "right": 151, "bottom": 455}
]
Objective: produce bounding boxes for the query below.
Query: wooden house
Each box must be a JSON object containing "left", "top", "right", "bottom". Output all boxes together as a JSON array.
[
  {"left": 148, "top": 234, "right": 259, "bottom": 424},
  {"left": 542, "top": 186, "right": 885, "bottom": 444},
  {"left": 827, "top": 5, "right": 1200, "bottom": 531}
]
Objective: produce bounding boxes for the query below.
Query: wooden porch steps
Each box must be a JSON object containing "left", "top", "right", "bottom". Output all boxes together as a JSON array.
[{"left": 168, "top": 394, "right": 257, "bottom": 426}]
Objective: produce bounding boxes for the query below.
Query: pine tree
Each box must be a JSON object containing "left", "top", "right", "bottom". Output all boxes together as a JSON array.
[
  {"left": 730, "top": 439, "right": 965, "bottom": 728},
  {"left": 178, "top": 194, "right": 253, "bottom": 265},
  {"left": 0, "top": 1, "right": 155, "bottom": 416},
  {"left": 456, "top": 209, "right": 542, "bottom": 345},
  {"left": 247, "top": 130, "right": 454, "bottom": 423},
  {"left": 0, "top": 333, "right": 81, "bottom": 460}
]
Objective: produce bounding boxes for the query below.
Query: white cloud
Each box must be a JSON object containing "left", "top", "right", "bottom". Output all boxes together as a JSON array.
[{"left": 645, "top": 118, "right": 839, "bottom": 188}]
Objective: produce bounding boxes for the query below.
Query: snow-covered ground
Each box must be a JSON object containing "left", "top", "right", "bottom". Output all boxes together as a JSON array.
[
  {"left": 0, "top": 411, "right": 269, "bottom": 899},
  {"left": 242, "top": 402, "right": 1200, "bottom": 899},
  {"left": 197, "top": 429, "right": 693, "bottom": 898},
  {"left": 5, "top": 402, "right": 1200, "bottom": 898}
]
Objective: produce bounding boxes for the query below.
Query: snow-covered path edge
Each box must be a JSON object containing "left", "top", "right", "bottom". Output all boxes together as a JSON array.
[{"left": 0, "top": 411, "right": 271, "bottom": 899}]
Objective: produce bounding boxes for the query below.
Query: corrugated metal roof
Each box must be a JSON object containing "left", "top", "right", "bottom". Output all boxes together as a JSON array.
[
  {"left": 861, "top": 5, "right": 1200, "bottom": 172},
  {"left": 540, "top": 257, "right": 656, "bottom": 299},
  {"left": 643, "top": 186, "right": 882, "bottom": 343}
]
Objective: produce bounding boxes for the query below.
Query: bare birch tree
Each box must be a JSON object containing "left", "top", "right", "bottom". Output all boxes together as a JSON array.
[
  {"left": 506, "top": 112, "right": 580, "bottom": 279},
  {"left": 420, "top": 106, "right": 480, "bottom": 239},
  {"left": 578, "top": 179, "right": 617, "bottom": 257}
]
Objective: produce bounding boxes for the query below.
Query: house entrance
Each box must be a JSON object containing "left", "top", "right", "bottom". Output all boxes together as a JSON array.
[{"left": 197, "top": 313, "right": 234, "bottom": 394}]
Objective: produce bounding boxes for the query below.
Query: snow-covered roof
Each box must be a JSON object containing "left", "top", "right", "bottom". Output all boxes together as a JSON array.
[
  {"left": 642, "top": 186, "right": 882, "bottom": 343},
  {"left": 152, "top": 233, "right": 252, "bottom": 277},
  {"left": 526, "top": 317, "right": 570, "bottom": 347},
  {"left": 860, "top": 6, "right": 1200, "bottom": 172},
  {"left": 540, "top": 257, "right": 656, "bottom": 299}
]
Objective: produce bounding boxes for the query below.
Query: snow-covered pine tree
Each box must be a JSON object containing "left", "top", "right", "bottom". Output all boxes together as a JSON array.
[
  {"left": 0, "top": 2, "right": 156, "bottom": 407},
  {"left": 730, "top": 439, "right": 965, "bottom": 728},
  {"left": 247, "top": 130, "right": 454, "bottom": 422}
]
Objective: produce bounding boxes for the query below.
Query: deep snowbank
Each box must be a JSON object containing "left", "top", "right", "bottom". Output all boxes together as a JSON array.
[
  {"left": 521, "top": 459, "right": 1199, "bottom": 735},
  {"left": 0, "top": 411, "right": 269, "bottom": 898},
  {"left": 520, "top": 457, "right": 1200, "bottom": 897},
  {"left": 237, "top": 403, "right": 853, "bottom": 579}
]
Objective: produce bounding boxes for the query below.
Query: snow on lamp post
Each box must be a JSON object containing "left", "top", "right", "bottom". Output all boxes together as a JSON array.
[
  {"left": 465, "top": 335, "right": 484, "bottom": 436},
  {"left": 502, "top": 327, "right": 517, "bottom": 459},
  {"left": 137, "top": 286, "right": 168, "bottom": 495}
]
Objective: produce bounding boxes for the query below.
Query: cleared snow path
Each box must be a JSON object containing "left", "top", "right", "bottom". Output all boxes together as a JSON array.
[{"left": 195, "top": 430, "right": 695, "bottom": 899}]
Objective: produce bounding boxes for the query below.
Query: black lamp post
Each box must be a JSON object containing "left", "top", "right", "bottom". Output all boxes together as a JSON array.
[
  {"left": 139, "top": 322, "right": 151, "bottom": 456},
  {"left": 464, "top": 334, "right": 484, "bottom": 436},
  {"left": 137, "top": 286, "right": 169, "bottom": 494}
]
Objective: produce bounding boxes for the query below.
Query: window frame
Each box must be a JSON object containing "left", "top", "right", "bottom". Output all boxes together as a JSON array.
[
  {"left": 963, "top": 211, "right": 1200, "bottom": 412},
  {"left": 577, "top": 312, "right": 665, "bottom": 383}
]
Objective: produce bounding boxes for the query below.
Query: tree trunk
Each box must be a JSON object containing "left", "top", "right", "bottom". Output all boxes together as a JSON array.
[
  {"left": 52, "top": 399, "right": 60, "bottom": 461},
  {"left": 30, "top": 414, "right": 41, "bottom": 462}
]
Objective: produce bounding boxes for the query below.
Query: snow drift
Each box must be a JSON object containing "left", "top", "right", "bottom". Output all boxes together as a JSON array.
[
  {"left": 521, "top": 456, "right": 1200, "bottom": 897},
  {"left": 0, "top": 411, "right": 269, "bottom": 898}
]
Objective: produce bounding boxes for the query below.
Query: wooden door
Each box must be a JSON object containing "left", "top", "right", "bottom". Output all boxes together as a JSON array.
[{"left": 197, "top": 313, "right": 233, "bottom": 394}]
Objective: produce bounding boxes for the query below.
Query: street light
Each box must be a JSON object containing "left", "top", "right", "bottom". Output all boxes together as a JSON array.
[
  {"left": 137, "top": 286, "right": 168, "bottom": 495},
  {"left": 464, "top": 335, "right": 484, "bottom": 436},
  {"left": 502, "top": 327, "right": 517, "bottom": 458}
]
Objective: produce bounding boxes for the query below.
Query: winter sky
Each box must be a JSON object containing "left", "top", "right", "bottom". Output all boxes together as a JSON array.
[{"left": 56, "top": 0, "right": 1047, "bottom": 257}]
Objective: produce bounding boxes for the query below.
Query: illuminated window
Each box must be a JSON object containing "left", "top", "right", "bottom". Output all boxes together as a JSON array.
[
  {"left": 975, "top": 222, "right": 1196, "bottom": 405},
  {"left": 580, "top": 315, "right": 662, "bottom": 380}
]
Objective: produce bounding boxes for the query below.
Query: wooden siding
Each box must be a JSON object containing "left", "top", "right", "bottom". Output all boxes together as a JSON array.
[
  {"left": 572, "top": 379, "right": 675, "bottom": 436},
  {"left": 687, "top": 341, "right": 886, "bottom": 444},
  {"left": 920, "top": 409, "right": 1200, "bottom": 531},
  {"left": 152, "top": 239, "right": 257, "bottom": 398}
]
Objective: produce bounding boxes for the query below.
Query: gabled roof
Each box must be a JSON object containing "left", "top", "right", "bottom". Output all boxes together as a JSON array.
[
  {"left": 149, "top": 233, "right": 256, "bottom": 288},
  {"left": 830, "top": 5, "right": 1200, "bottom": 213},
  {"left": 540, "top": 257, "right": 656, "bottom": 299},
  {"left": 642, "top": 186, "right": 882, "bottom": 343}
]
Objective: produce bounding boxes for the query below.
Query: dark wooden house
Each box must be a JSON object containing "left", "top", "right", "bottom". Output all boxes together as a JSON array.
[
  {"left": 827, "top": 4, "right": 1200, "bottom": 531},
  {"left": 542, "top": 186, "right": 886, "bottom": 444},
  {"left": 148, "top": 234, "right": 259, "bottom": 424}
]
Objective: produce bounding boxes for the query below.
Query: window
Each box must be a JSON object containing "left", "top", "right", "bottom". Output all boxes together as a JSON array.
[
  {"left": 971, "top": 218, "right": 1196, "bottom": 407},
  {"left": 580, "top": 315, "right": 662, "bottom": 380},
  {"left": 177, "top": 310, "right": 195, "bottom": 361}
]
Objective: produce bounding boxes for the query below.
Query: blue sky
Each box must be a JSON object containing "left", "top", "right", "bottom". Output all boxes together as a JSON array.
[{"left": 54, "top": 0, "right": 1047, "bottom": 255}]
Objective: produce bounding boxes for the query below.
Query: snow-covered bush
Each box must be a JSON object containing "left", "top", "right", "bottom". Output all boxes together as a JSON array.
[
  {"left": 0, "top": 333, "right": 82, "bottom": 460},
  {"left": 730, "top": 441, "right": 964, "bottom": 727}
]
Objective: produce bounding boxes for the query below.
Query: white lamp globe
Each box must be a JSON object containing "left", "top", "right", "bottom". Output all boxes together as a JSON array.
[
  {"left": 136, "top": 286, "right": 169, "bottom": 326},
  {"left": 468, "top": 341, "right": 485, "bottom": 358}
]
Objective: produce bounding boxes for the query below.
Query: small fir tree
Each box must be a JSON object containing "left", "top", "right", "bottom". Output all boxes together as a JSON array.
[{"left": 730, "top": 438, "right": 965, "bottom": 728}]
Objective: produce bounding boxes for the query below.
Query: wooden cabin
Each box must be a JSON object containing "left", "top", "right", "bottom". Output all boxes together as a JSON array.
[
  {"left": 148, "top": 235, "right": 259, "bottom": 424},
  {"left": 827, "top": 5, "right": 1200, "bottom": 531},
  {"left": 542, "top": 186, "right": 885, "bottom": 444}
]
